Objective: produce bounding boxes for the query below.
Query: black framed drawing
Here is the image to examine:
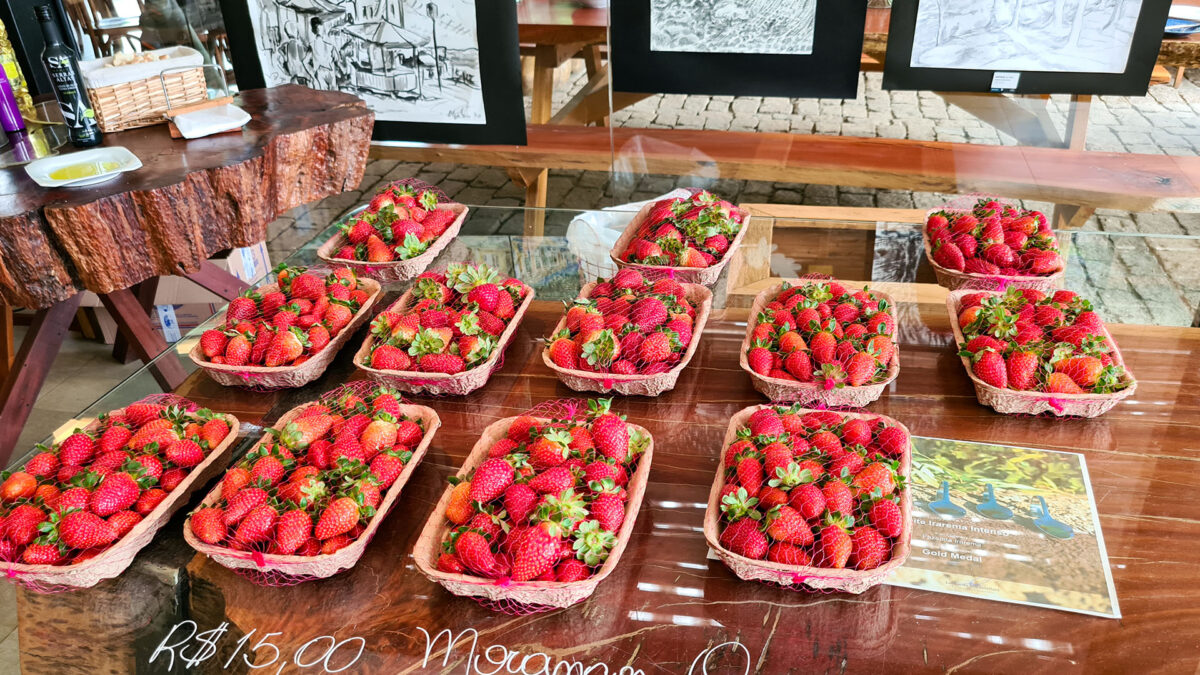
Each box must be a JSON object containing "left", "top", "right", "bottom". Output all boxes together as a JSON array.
[
  {"left": 219, "top": 0, "right": 526, "bottom": 145},
  {"left": 610, "top": 0, "right": 868, "bottom": 99},
  {"left": 883, "top": 0, "right": 1174, "bottom": 95}
]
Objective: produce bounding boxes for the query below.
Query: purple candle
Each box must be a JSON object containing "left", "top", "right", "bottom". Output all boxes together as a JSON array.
[{"left": 0, "top": 76, "right": 24, "bottom": 133}]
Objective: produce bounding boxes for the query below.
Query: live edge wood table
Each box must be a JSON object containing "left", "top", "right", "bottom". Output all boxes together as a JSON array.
[
  {"left": 14, "top": 287, "right": 1200, "bottom": 674},
  {"left": 0, "top": 84, "right": 373, "bottom": 465}
]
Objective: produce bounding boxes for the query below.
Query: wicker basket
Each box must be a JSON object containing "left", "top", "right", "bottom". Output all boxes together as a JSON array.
[
  {"left": 947, "top": 290, "right": 1137, "bottom": 417},
  {"left": 183, "top": 402, "right": 440, "bottom": 581},
  {"left": 608, "top": 199, "right": 752, "bottom": 287},
  {"left": 738, "top": 281, "right": 900, "bottom": 407},
  {"left": 542, "top": 282, "right": 713, "bottom": 396},
  {"left": 1, "top": 407, "right": 240, "bottom": 590},
  {"left": 923, "top": 231, "right": 1065, "bottom": 293},
  {"left": 704, "top": 404, "right": 912, "bottom": 594},
  {"left": 413, "top": 415, "right": 653, "bottom": 608},
  {"left": 353, "top": 284, "right": 536, "bottom": 396},
  {"left": 316, "top": 204, "right": 469, "bottom": 283},
  {"left": 81, "top": 47, "right": 209, "bottom": 132},
  {"left": 189, "top": 278, "right": 382, "bottom": 389}
]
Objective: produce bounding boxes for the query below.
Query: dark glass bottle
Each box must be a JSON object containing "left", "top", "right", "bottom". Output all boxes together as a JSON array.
[{"left": 35, "top": 5, "right": 100, "bottom": 147}]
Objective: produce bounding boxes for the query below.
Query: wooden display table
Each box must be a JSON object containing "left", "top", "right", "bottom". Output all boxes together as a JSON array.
[
  {"left": 0, "top": 84, "right": 373, "bottom": 464},
  {"left": 12, "top": 285, "right": 1200, "bottom": 672}
]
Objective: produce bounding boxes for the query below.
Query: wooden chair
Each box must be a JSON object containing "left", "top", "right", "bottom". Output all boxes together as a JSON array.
[{"left": 63, "top": 0, "right": 141, "bottom": 58}]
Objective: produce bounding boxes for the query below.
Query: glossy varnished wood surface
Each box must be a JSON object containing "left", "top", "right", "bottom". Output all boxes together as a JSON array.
[
  {"left": 0, "top": 85, "right": 373, "bottom": 309},
  {"left": 17, "top": 289, "right": 1187, "bottom": 674}
]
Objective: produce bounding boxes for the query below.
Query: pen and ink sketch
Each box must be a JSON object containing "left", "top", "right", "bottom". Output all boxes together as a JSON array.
[
  {"left": 910, "top": 0, "right": 1145, "bottom": 74},
  {"left": 246, "top": 0, "right": 486, "bottom": 124},
  {"left": 649, "top": 0, "right": 817, "bottom": 55}
]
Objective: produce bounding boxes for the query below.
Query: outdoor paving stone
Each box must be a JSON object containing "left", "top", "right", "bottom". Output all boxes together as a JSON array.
[
  {"left": 757, "top": 119, "right": 790, "bottom": 133},
  {"left": 771, "top": 188, "right": 804, "bottom": 204},
  {"left": 760, "top": 98, "right": 791, "bottom": 114},
  {"left": 877, "top": 191, "right": 916, "bottom": 209},
  {"left": 1133, "top": 213, "right": 1186, "bottom": 235},
  {"left": 803, "top": 184, "right": 838, "bottom": 206},
  {"left": 839, "top": 192, "right": 875, "bottom": 208}
]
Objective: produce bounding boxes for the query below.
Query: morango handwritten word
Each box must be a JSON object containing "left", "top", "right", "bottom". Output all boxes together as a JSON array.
[
  {"left": 149, "top": 620, "right": 365, "bottom": 673},
  {"left": 417, "top": 627, "right": 750, "bottom": 675}
]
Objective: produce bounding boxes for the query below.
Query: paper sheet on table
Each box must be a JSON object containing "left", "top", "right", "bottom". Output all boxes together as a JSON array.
[{"left": 565, "top": 189, "right": 692, "bottom": 279}]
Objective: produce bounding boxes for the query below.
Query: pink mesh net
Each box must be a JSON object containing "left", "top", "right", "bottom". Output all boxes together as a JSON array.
[
  {"left": 193, "top": 264, "right": 370, "bottom": 387},
  {"left": 186, "top": 381, "right": 435, "bottom": 586},
  {"left": 744, "top": 276, "right": 897, "bottom": 403},
  {"left": 545, "top": 268, "right": 708, "bottom": 393},
  {"left": 0, "top": 393, "right": 234, "bottom": 592},
  {"left": 614, "top": 190, "right": 746, "bottom": 270},
  {"left": 430, "top": 397, "right": 646, "bottom": 613},
  {"left": 925, "top": 197, "right": 1062, "bottom": 285},
  {"left": 952, "top": 287, "right": 1134, "bottom": 418},
  {"left": 359, "top": 262, "right": 531, "bottom": 394},
  {"left": 325, "top": 179, "right": 458, "bottom": 264},
  {"left": 714, "top": 404, "right": 909, "bottom": 591}
]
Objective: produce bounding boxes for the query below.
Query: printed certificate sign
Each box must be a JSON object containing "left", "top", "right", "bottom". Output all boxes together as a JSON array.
[{"left": 888, "top": 437, "right": 1120, "bottom": 618}]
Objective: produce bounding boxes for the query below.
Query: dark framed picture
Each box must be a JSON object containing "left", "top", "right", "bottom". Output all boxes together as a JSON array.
[
  {"left": 219, "top": 0, "right": 526, "bottom": 145},
  {"left": 883, "top": 0, "right": 1174, "bottom": 95},
  {"left": 610, "top": 0, "right": 869, "bottom": 99}
]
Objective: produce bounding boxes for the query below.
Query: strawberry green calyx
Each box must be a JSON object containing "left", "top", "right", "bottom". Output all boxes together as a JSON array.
[
  {"left": 396, "top": 233, "right": 429, "bottom": 259},
  {"left": 408, "top": 327, "right": 448, "bottom": 357},
  {"left": 419, "top": 190, "right": 439, "bottom": 211},
  {"left": 767, "top": 463, "right": 815, "bottom": 490},
  {"left": 448, "top": 263, "right": 502, "bottom": 293},
  {"left": 534, "top": 488, "right": 588, "bottom": 529},
  {"left": 572, "top": 519, "right": 617, "bottom": 566},
  {"left": 456, "top": 312, "right": 482, "bottom": 336},
  {"left": 581, "top": 329, "right": 620, "bottom": 367},
  {"left": 720, "top": 487, "right": 761, "bottom": 522}
]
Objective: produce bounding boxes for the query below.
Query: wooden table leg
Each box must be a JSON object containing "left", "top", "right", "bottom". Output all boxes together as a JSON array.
[
  {"left": 582, "top": 44, "right": 608, "bottom": 126},
  {"left": 0, "top": 304, "right": 12, "bottom": 382},
  {"left": 99, "top": 289, "right": 188, "bottom": 392},
  {"left": 1063, "top": 94, "right": 1091, "bottom": 151},
  {"left": 0, "top": 296, "right": 82, "bottom": 467},
  {"left": 112, "top": 278, "right": 159, "bottom": 365},
  {"left": 520, "top": 45, "right": 559, "bottom": 238},
  {"left": 186, "top": 260, "right": 251, "bottom": 301}
]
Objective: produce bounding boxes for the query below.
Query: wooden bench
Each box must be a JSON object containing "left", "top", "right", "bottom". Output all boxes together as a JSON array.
[{"left": 371, "top": 124, "right": 1200, "bottom": 235}]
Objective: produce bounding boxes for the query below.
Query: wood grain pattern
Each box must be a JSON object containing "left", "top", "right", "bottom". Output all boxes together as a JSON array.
[
  {"left": 0, "top": 85, "right": 374, "bottom": 309},
  {"left": 371, "top": 125, "right": 1200, "bottom": 214},
  {"left": 15, "top": 290, "right": 1200, "bottom": 673}
]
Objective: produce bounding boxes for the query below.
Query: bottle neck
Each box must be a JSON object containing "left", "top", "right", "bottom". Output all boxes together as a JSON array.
[{"left": 38, "top": 16, "right": 64, "bottom": 48}]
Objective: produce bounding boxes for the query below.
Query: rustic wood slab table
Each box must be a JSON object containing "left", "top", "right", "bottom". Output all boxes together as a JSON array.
[
  {"left": 11, "top": 258, "right": 1200, "bottom": 672},
  {"left": 0, "top": 84, "right": 373, "bottom": 465}
]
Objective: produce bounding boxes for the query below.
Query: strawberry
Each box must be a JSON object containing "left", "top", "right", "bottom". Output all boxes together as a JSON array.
[
  {"left": 234, "top": 504, "right": 278, "bottom": 545},
  {"left": 160, "top": 468, "right": 187, "bottom": 492},
  {"left": 455, "top": 530, "right": 500, "bottom": 577},
  {"left": 590, "top": 410, "right": 629, "bottom": 462},
  {"left": 222, "top": 487, "right": 268, "bottom": 525},
  {"left": 436, "top": 552, "right": 466, "bottom": 574},
  {"left": 630, "top": 297, "right": 668, "bottom": 332},
  {"left": 265, "top": 327, "right": 308, "bottom": 367},
  {"left": 747, "top": 346, "right": 773, "bottom": 375},
  {"left": 273, "top": 509, "right": 313, "bottom": 555},
  {"left": 1046, "top": 372, "right": 1085, "bottom": 394},
  {"left": 849, "top": 526, "right": 890, "bottom": 570},
  {"left": 932, "top": 240, "right": 966, "bottom": 271},
  {"left": 135, "top": 488, "right": 167, "bottom": 515},
  {"left": 809, "top": 331, "right": 837, "bottom": 364},
  {"left": 735, "top": 456, "right": 765, "bottom": 495},
  {"left": 512, "top": 523, "right": 563, "bottom": 581},
  {"left": 60, "top": 431, "right": 98, "bottom": 465},
  {"left": 369, "top": 451, "right": 408, "bottom": 488},
  {"left": 845, "top": 351, "right": 876, "bottom": 386},
  {"left": 248, "top": 454, "right": 287, "bottom": 487},
  {"left": 555, "top": 558, "right": 591, "bottom": 582},
  {"left": 529, "top": 467, "right": 574, "bottom": 494},
  {"left": 852, "top": 462, "right": 896, "bottom": 498},
  {"left": 822, "top": 481, "right": 854, "bottom": 516},
  {"left": 868, "top": 499, "right": 903, "bottom": 538},
  {"left": 89, "top": 473, "right": 142, "bottom": 516},
  {"left": 816, "top": 524, "right": 852, "bottom": 569},
  {"left": 106, "top": 510, "right": 142, "bottom": 538},
  {"left": 971, "top": 349, "right": 1007, "bottom": 389},
  {"left": 768, "top": 542, "right": 812, "bottom": 566},
  {"left": 788, "top": 484, "right": 826, "bottom": 521},
  {"left": 588, "top": 490, "right": 625, "bottom": 532},
  {"left": 469, "top": 458, "right": 514, "bottom": 503},
  {"left": 503, "top": 483, "right": 539, "bottom": 524},
  {"left": 200, "top": 330, "right": 228, "bottom": 359},
  {"left": 1006, "top": 350, "right": 1040, "bottom": 391},
  {"left": 445, "top": 481, "right": 475, "bottom": 525},
  {"left": 225, "top": 294, "right": 259, "bottom": 324},
  {"left": 638, "top": 332, "right": 674, "bottom": 364},
  {"left": 221, "top": 467, "right": 251, "bottom": 500},
  {"left": 360, "top": 418, "right": 399, "bottom": 458},
  {"left": 165, "top": 439, "right": 205, "bottom": 468},
  {"left": 1055, "top": 356, "right": 1103, "bottom": 389},
  {"left": 24, "top": 451, "right": 58, "bottom": 479},
  {"left": 21, "top": 544, "right": 63, "bottom": 565},
  {"left": 419, "top": 353, "right": 465, "bottom": 374},
  {"left": 875, "top": 426, "right": 909, "bottom": 458},
  {"left": 3, "top": 504, "right": 47, "bottom": 545},
  {"left": 314, "top": 497, "right": 360, "bottom": 540},
  {"left": 765, "top": 506, "right": 814, "bottom": 546},
  {"left": 719, "top": 518, "right": 768, "bottom": 560}
]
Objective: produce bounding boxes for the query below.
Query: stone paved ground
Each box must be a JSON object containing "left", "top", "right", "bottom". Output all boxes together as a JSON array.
[{"left": 268, "top": 70, "right": 1200, "bottom": 325}]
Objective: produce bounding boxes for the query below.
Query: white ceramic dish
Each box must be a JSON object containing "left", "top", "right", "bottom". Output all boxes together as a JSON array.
[
  {"left": 24, "top": 146, "right": 142, "bottom": 188},
  {"left": 172, "top": 104, "right": 251, "bottom": 139}
]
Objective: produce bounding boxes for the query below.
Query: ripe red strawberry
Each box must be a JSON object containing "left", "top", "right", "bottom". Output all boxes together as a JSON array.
[
  {"left": 932, "top": 240, "right": 966, "bottom": 271},
  {"left": 868, "top": 499, "right": 903, "bottom": 538},
  {"left": 24, "top": 451, "right": 58, "bottom": 479},
  {"left": 630, "top": 297, "right": 668, "bottom": 332},
  {"left": 1046, "top": 372, "right": 1085, "bottom": 394},
  {"left": 719, "top": 518, "right": 768, "bottom": 559},
  {"left": 1006, "top": 350, "right": 1039, "bottom": 391},
  {"left": 222, "top": 487, "right": 268, "bottom": 525},
  {"left": 809, "top": 331, "right": 837, "bottom": 364},
  {"left": 972, "top": 349, "right": 1007, "bottom": 388},
  {"left": 134, "top": 488, "right": 167, "bottom": 515},
  {"left": 874, "top": 426, "right": 908, "bottom": 457},
  {"left": 3, "top": 504, "right": 47, "bottom": 545},
  {"left": 555, "top": 558, "right": 591, "bottom": 582},
  {"left": 249, "top": 454, "right": 287, "bottom": 487},
  {"left": 455, "top": 530, "right": 500, "bottom": 577},
  {"left": 273, "top": 509, "right": 313, "bottom": 555},
  {"left": 821, "top": 481, "right": 854, "bottom": 516},
  {"left": 735, "top": 456, "right": 765, "bottom": 495},
  {"left": 225, "top": 295, "right": 259, "bottom": 324},
  {"left": 589, "top": 491, "right": 625, "bottom": 532},
  {"left": 746, "top": 346, "right": 773, "bottom": 375},
  {"left": 190, "top": 507, "right": 226, "bottom": 544},
  {"left": 419, "top": 353, "right": 466, "bottom": 374},
  {"left": 765, "top": 506, "right": 814, "bottom": 546},
  {"left": 370, "top": 345, "right": 411, "bottom": 371},
  {"left": 638, "top": 332, "right": 674, "bottom": 364},
  {"left": 841, "top": 418, "right": 872, "bottom": 448},
  {"left": 221, "top": 467, "right": 251, "bottom": 500},
  {"left": 852, "top": 462, "right": 896, "bottom": 498},
  {"left": 89, "top": 473, "right": 141, "bottom": 517},
  {"left": 499, "top": 483, "right": 537, "bottom": 524},
  {"left": 469, "top": 458, "right": 515, "bottom": 503},
  {"left": 313, "top": 497, "right": 359, "bottom": 540},
  {"left": 849, "top": 526, "right": 890, "bottom": 570},
  {"left": 845, "top": 351, "right": 876, "bottom": 386},
  {"left": 107, "top": 510, "right": 143, "bottom": 538},
  {"left": 59, "top": 431, "right": 98, "bottom": 466},
  {"left": 200, "top": 330, "right": 228, "bottom": 359},
  {"left": 512, "top": 523, "right": 563, "bottom": 581},
  {"left": 768, "top": 542, "right": 812, "bottom": 566},
  {"left": 529, "top": 467, "right": 574, "bottom": 494},
  {"left": 165, "top": 439, "right": 205, "bottom": 468},
  {"left": 21, "top": 544, "right": 63, "bottom": 565},
  {"left": 436, "top": 552, "right": 467, "bottom": 574},
  {"left": 55, "top": 509, "right": 119, "bottom": 549},
  {"left": 1054, "top": 356, "right": 1103, "bottom": 389},
  {"left": 591, "top": 414, "right": 629, "bottom": 462},
  {"left": 234, "top": 504, "right": 278, "bottom": 545},
  {"left": 220, "top": 332, "right": 251, "bottom": 367},
  {"left": 160, "top": 468, "right": 187, "bottom": 492},
  {"left": 788, "top": 484, "right": 826, "bottom": 521},
  {"left": 816, "top": 524, "right": 852, "bottom": 569},
  {"left": 368, "top": 451, "right": 407, "bottom": 488}
]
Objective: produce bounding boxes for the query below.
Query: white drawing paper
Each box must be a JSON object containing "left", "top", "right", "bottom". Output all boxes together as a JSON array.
[
  {"left": 910, "top": 0, "right": 1145, "bottom": 74},
  {"left": 247, "top": 0, "right": 486, "bottom": 124},
  {"left": 649, "top": 0, "right": 817, "bottom": 55}
]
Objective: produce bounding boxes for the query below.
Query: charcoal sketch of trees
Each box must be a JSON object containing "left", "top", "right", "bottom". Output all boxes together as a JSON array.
[
  {"left": 650, "top": 0, "right": 817, "bottom": 55},
  {"left": 911, "top": 0, "right": 1145, "bottom": 73}
]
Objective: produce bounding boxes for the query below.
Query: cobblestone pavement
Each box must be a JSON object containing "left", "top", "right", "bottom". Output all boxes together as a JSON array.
[{"left": 268, "top": 70, "right": 1200, "bottom": 326}]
